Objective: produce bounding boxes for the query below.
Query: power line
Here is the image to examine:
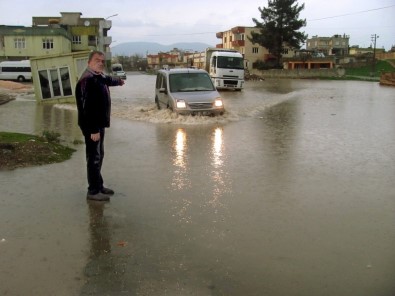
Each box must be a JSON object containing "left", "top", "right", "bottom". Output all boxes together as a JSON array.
[
  {"left": 144, "top": 32, "right": 216, "bottom": 37},
  {"left": 308, "top": 5, "right": 395, "bottom": 21}
]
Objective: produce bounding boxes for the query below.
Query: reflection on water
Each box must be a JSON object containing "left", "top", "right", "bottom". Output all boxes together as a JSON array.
[
  {"left": 81, "top": 201, "right": 113, "bottom": 294},
  {"left": 209, "top": 127, "right": 228, "bottom": 208},
  {"left": 170, "top": 126, "right": 231, "bottom": 223},
  {"left": 81, "top": 202, "right": 127, "bottom": 295},
  {"left": 212, "top": 127, "right": 223, "bottom": 168},
  {"left": 36, "top": 104, "right": 81, "bottom": 141},
  {"left": 171, "top": 128, "right": 190, "bottom": 191}
]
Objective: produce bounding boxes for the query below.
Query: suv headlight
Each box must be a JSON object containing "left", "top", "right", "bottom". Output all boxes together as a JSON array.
[
  {"left": 176, "top": 99, "right": 187, "bottom": 109},
  {"left": 214, "top": 98, "right": 223, "bottom": 108}
]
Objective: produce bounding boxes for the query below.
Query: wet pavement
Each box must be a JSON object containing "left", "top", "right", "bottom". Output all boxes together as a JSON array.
[{"left": 1, "top": 74, "right": 395, "bottom": 295}]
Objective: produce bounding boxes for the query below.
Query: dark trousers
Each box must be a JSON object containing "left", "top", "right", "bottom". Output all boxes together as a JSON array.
[{"left": 84, "top": 129, "right": 105, "bottom": 194}]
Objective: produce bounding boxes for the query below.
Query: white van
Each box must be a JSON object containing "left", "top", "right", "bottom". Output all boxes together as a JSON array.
[
  {"left": 111, "top": 63, "right": 126, "bottom": 80},
  {"left": 0, "top": 60, "right": 32, "bottom": 82},
  {"left": 155, "top": 68, "right": 225, "bottom": 115}
]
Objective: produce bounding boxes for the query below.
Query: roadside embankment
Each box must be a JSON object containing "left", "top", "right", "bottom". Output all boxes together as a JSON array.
[
  {"left": 380, "top": 72, "right": 395, "bottom": 87},
  {"left": 249, "top": 68, "right": 346, "bottom": 79},
  {"left": 0, "top": 80, "right": 34, "bottom": 105}
]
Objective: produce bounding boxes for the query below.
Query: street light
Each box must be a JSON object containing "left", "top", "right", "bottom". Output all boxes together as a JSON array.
[{"left": 106, "top": 14, "right": 118, "bottom": 19}]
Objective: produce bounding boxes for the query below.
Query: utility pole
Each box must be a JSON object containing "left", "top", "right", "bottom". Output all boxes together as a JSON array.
[{"left": 371, "top": 34, "right": 379, "bottom": 76}]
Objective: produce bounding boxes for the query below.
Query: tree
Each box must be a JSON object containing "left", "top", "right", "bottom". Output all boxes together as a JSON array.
[{"left": 249, "top": 0, "right": 307, "bottom": 68}]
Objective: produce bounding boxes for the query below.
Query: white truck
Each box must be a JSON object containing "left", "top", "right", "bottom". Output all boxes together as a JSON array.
[{"left": 203, "top": 47, "right": 244, "bottom": 90}]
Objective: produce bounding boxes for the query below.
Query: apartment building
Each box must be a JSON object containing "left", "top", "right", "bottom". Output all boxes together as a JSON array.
[
  {"left": 0, "top": 25, "right": 72, "bottom": 60},
  {"left": 216, "top": 26, "right": 295, "bottom": 70},
  {"left": 216, "top": 26, "right": 268, "bottom": 70},
  {"left": 0, "top": 12, "right": 112, "bottom": 62},
  {"left": 32, "top": 12, "right": 113, "bottom": 62},
  {"left": 0, "top": 12, "right": 114, "bottom": 102},
  {"left": 306, "top": 34, "right": 349, "bottom": 56}
]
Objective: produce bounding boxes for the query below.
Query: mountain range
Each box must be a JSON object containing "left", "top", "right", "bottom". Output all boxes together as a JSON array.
[{"left": 110, "top": 42, "right": 213, "bottom": 56}]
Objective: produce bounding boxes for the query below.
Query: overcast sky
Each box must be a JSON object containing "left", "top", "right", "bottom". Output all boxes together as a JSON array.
[{"left": 1, "top": 0, "right": 394, "bottom": 50}]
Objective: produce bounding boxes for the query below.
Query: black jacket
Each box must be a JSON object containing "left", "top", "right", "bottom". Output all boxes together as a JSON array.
[{"left": 75, "top": 69, "right": 122, "bottom": 134}]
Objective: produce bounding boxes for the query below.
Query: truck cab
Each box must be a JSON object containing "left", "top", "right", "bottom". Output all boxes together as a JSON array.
[{"left": 206, "top": 49, "right": 244, "bottom": 90}]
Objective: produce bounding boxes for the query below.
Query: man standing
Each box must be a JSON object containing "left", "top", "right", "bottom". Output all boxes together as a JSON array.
[{"left": 75, "top": 50, "right": 124, "bottom": 201}]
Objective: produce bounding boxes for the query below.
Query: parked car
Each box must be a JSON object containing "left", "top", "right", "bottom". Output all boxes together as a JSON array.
[{"left": 155, "top": 68, "right": 225, "bottom": 115}]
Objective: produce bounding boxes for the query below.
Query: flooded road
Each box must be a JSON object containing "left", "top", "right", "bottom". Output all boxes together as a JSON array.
[{"left": 1, "top": 73, "right": 395, "bottom": 295}]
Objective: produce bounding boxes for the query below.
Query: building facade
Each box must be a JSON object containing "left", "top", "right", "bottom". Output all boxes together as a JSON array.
[
  {"left": 1, "top": 12, "right": 113, "bottom": 65},
  {"left": 215, "top": 26, "right": 295, "bottom": 70},
  {"left": 0, "top": 12, "right": 115, "bottom": 102},
  {"left": 306, "top": 34, "right": 350, "bottom": 56},
  {"left": 216, "top": 26, "right": 268, "bottom": 70},
  {"left": 0, "top": 25, "right": 72, "bottom": 60}
]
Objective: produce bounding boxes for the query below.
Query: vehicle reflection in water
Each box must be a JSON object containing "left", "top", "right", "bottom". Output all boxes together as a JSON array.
[
  {"left": 170, "top": 126, "right": 230, "bottom": 224},
  {"left": 171, "top": 128, "right": 190, "bottom": 191},
  {"left": 209, "top": 127, "right": 228, "bottom": 208}
]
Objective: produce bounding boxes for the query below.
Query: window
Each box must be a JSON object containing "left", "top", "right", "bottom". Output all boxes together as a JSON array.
[
  {"left": 217, "top": 56, "right": 244, "bottom": 70},
  {"left": 38, "top": 67, "right": 72, "bottom": 99},
  {"left": 252, "top": 47, "right": 259, "bottom": 54},
  {"left": 14, "top": 38, "right": 26, "bottom": 49},
  {"left": 72, "top": 35, "right": 81, "bottom": 44},
  {"left": 88, "top": 35, "right": 97, "bottom": 46},
  {"left": 42, "top": 38, "right": 54, "bottom": 50}
]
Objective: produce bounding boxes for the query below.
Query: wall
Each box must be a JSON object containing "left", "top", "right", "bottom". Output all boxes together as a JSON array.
[{"left": 249, "top": 68, "right": 345, "bottom": 79}]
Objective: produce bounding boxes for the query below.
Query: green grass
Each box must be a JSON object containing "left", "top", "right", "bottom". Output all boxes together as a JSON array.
[
  {"left": 345, "top": 60, "right": 395, "bottom": 77},
  {"left": 0, "top": 131, "right": 76, "bottom": 169}
]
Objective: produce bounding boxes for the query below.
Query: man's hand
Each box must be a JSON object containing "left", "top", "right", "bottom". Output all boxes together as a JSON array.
[
  {"left": 91, "top": 133, "right": 100, "bottom": 142},
  {"left": 119, "top": 79, "right": 125, "bottom": 86}
]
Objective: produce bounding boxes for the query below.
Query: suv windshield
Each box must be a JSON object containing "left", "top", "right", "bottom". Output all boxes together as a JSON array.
[{"left": 169, "top": 73, "right": 215, "bottom": 92}]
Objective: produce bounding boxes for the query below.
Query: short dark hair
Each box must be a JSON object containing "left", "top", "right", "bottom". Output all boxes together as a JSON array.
[{"left": 88, "top": 50, "right": 105, "bottom": 62}]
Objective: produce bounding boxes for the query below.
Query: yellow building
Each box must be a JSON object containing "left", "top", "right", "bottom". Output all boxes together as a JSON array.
[
  {"left": 0, "top": 25, "right": 72, "bottom": 60},
  {"left": 215, "top": 26, "right": 295, "bottom": 70},
  {"left": 0, "top": 12, "right": 115, "bottom": 102}
]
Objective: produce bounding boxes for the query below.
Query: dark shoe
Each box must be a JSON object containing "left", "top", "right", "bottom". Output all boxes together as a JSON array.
[
  {"left": 101, "top": 187, "right": 114, "bottom": 195},
  {"left": 87, "top": 192, "right": 110, "bottom": 201}
]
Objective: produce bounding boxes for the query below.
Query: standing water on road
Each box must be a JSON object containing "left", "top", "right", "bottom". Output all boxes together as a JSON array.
[{"left": 1, "top": 73, "right": 395, "bottom": 295}]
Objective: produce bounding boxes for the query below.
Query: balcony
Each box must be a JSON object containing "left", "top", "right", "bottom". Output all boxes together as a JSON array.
[
  {"left": 232, "top": 40, "right": 245, "bottom": 47},
  {"left": 216, "top": 32, "right": 223, "bottom": 39},
  {"left": 103, "top": 36, "right": 112, "bottom": 45},
  {"left": 231, "top": 26, "right": 245, "bottom": 34},
  {"left": 102, "top": 20, "right": 112, "bottom": 29}
]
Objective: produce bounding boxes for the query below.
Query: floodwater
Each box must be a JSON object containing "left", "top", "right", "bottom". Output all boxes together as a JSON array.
[{"left": 1, "top": 73, "right": 395, "bottom": 296}]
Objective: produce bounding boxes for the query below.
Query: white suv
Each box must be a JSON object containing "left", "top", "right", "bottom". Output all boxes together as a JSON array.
[{"left": 155, "top": 68, "right": 225, "bottom": 115}]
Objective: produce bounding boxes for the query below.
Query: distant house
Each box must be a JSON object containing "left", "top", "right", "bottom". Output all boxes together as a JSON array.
[
  {"left": 349, "top": 46, "right": 385, "bottom": 56},
  {"left": 306, "top": 34, "right": 350, "bottom": 56},
  {"left": 283, "top": 50, "right": 335, "bottom": 69}
]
